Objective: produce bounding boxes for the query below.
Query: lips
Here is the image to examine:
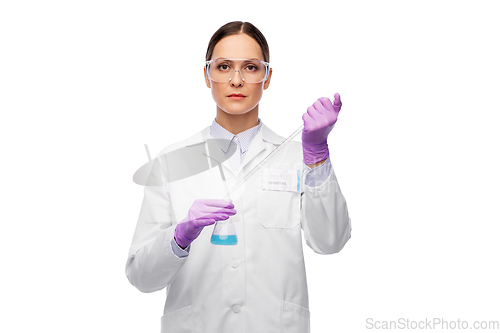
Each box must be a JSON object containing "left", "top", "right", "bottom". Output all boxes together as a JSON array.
[{"left": 228, "top": 93, "right": 246, "bottom": 97}]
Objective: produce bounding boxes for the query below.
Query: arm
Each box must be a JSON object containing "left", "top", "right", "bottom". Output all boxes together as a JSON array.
[
  {"left": 300, "top": 94, "right": 351, "bottom": 254},
  {"left": 125, "top": 182, "right": 189, "bottom": 293},
  {"left": 125, "top": 173, "right": 235, "bottom": 293},
  {"left": 300, "top": 159, "right": 351, "bottom": 254}
]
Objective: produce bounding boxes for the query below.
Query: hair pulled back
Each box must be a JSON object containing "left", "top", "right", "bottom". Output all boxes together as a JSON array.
[{"left": 205, "top": 21, "right": 270, "bottom": 63}]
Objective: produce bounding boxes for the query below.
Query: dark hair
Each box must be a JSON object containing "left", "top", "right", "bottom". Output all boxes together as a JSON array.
[{"left": 205, "top": 21, "right": 270, "bottom": 63}]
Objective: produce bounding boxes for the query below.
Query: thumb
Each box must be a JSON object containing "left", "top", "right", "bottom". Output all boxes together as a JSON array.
[{"left": 332, "top": 93, "right": 342, "bottom": 113}]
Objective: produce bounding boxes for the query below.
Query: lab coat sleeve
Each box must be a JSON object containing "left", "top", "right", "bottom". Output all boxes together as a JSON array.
[
  {"left": 171, "top": 237, "right": 190, "bottom": 257},
  {"left": 300, "top": 157, "right": 351, "bottom": 255},
  {"left": 304, "top": 156, "right": 333, "bottom": 187},
  {"left": 125, "top": 182, "right": 189, "bottom": 293}
]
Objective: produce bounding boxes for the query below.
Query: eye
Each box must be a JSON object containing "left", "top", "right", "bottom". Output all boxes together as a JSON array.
[
  {"left": 246, "top": 65, "right": 257, "bottom": 71},
  {"left": 217, "top": 63, "right": 231, "bottom": 71}
]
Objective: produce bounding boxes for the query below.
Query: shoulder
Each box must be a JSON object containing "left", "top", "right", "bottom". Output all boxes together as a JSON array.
[
  {"left": 262, "top": 123, "right": 301, "bottom": 149},
  {"left": 261, "top": 122, "right": 302, "bottom": 163},
  {"left": 155, "top": 126, "right": 209, "bottom": 158}
]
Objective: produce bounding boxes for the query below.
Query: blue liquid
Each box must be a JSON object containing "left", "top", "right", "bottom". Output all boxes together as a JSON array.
[{"left": 211, "top": 234, "right": 238, "bottom": 245}]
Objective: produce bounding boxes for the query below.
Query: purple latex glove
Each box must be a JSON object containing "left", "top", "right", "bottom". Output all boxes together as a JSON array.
[
  {"left": 174, "top": 199, "right": 236, "bottom": 249},
  {"left": 301, "top": 93, "right": 342, "bottom": 165}
]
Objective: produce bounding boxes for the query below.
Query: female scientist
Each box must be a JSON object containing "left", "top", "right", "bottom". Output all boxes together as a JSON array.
[{"left": 126, "top": 21, "right": 351, "bottom": 333}]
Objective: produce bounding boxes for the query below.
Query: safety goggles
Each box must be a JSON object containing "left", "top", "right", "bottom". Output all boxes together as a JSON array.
[{"left": 205, "top": 58, "right": 270, "bottom": 84}]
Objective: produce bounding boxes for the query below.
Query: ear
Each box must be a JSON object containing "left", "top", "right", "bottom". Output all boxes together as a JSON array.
[
  {"left": 204, "top": 67, "right": 211, "bottom": 88},
  {"left": 263, "top": 67, "right": 272, "bottom": 90}
]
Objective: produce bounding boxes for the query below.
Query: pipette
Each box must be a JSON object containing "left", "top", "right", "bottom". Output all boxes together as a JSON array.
[{"left": 222, "top": 123, "right": 304, "bottom": 201}]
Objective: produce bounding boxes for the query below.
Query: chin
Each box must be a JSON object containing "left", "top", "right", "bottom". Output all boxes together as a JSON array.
[
  {"left": 222, "top": 108, "right": 252, "bottom": 115},
  {"left": 221, "top": 101, "right": 259, "bottom": 115}
]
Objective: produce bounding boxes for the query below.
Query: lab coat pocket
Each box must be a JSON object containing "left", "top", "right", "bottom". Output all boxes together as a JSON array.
[
  {"left": 257, "top": 189, "right": 300, "bottom": 229},
  {"left": 160, "top": 305, "right": 194, "bottom": 333},
  {"left": 281, "top": 300, "right": 310, "bottom": 333}
]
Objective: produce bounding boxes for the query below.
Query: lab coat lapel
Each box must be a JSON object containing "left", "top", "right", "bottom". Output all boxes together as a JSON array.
[
  {"left": 239, "top": 122, "right": 285, "bottom": 175},
  {"left": 238, "top": 129, "right": 265, "bottom": 173},
  {"left": 200, "top": 122, "right": 285, "bottom": 177}
]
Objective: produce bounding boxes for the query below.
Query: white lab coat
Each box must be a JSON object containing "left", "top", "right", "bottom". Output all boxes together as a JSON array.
[{"left": 125, "top": 122, "right": 351, "bottom": 333}]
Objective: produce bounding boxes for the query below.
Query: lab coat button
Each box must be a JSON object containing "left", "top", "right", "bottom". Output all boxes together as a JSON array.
[
  {"left": 232, "top": 305, "right": 241, "bottom": 313},
  {"left": 230, "top": 260, "right": 240, "bottom": 268}
]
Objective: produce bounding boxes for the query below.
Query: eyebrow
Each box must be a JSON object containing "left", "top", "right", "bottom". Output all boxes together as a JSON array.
[{"left": 214, "top": 57, "right": 261, "bottom": 61}]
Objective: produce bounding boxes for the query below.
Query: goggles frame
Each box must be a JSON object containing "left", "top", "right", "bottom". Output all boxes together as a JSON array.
[{"left": 205, "top": 58, "right": 270, "bottom": 83}]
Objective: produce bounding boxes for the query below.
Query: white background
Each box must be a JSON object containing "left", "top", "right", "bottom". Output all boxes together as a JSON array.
[{"left": 1, "top": 0, "right": 499, "bottom": 332}]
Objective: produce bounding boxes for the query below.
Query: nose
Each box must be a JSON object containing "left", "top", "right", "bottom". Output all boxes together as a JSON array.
[{"left": 230, "top": 69, "right": 244, "bottom": 87}]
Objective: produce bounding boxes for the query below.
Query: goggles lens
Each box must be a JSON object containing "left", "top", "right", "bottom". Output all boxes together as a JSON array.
[{"left": 206, "top": 59, "right": 269, "bottom": 83}]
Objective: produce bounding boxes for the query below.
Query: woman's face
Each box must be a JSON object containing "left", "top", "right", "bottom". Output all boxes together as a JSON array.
[{"left": 204, "top": 33, "right": 272, "bottom": 115}]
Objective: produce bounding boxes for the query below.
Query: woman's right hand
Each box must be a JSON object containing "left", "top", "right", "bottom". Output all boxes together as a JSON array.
[{"left": 174, "top": 199, "right": 236, "bottom": 249}]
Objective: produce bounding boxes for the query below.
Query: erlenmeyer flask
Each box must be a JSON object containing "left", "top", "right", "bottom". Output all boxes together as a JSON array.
[{"left": 211, "top": 219, "right": 238, "bottom": 245}]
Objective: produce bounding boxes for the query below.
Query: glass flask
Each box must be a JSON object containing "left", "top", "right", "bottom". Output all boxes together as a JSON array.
[{"left": 211, "top": 219, "right": 238, "bottom": 245}]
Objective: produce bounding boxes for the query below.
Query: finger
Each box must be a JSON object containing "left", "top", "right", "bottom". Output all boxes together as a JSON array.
[
  {"left": 306, "top": 105, "right": 319, "bottom": 120},
  {"left": 312, "top": 100, "right": 330, "bottom": 126},
  {"left": 313, "top": 100, "right": 326, "bottom": 115},
  {"left": 199, "top": 209, "right": 236, "bottom": 221},
  {"left": 302, "top": 112, "right": 311, "bottom": 124},
  {"left": 214, "top": 208, "right": 237, "bottom": 215},
  {"left": 201, "top": 198, "right": 234, "bottom": 209},
  {"left": 193, "top": 218, "right": 217, "bottom": 228},
  {"left": 318, "top": 97, "right": 334, "bottom": 112},
  {"left": 205, "top": 213, "right": 229, "bottom": 222},
  {"left": 302, "top": 112, "right": 316, "bottom": 130}
]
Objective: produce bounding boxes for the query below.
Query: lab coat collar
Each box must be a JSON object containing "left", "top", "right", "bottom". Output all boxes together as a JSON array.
[
  {"left": 210, "top": 117, "right": 263, "bottom": 154},
  {"left": 193, "top": 120, "right": 286, "bottom": 175},
  {"left": 196, "top": 119, "right": 285, "bottom": 147}
]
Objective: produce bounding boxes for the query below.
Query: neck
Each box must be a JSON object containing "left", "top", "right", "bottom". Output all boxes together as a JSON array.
[{"left": 215, "top": 104, "right": 260, "bottom": 135}]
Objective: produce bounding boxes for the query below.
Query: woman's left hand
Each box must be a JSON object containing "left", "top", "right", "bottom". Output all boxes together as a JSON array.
[{"left": 301, "top": 93, "right": 342, "bottom": 164}]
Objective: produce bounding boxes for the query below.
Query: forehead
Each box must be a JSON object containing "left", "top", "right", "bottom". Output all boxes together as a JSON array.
[{"left": 212, "top": 34, "right": 264, "bottom": 61}]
